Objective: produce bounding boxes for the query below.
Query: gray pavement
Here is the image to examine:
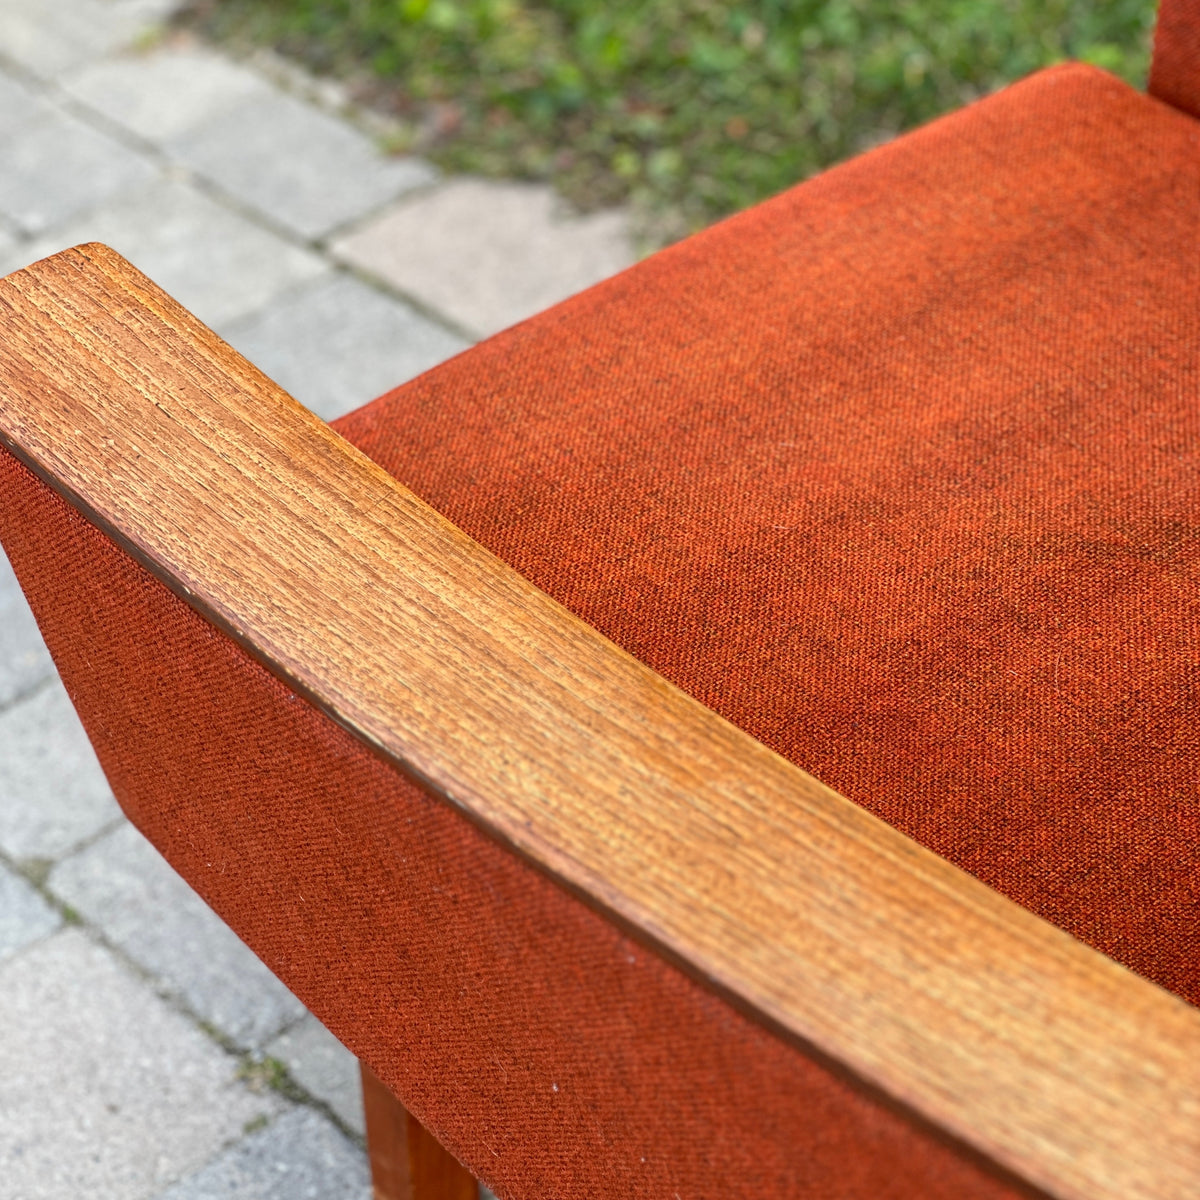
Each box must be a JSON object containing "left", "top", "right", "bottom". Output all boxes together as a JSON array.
[{"left": 0, "top": 0, "right": 633, "bottom": 1195}]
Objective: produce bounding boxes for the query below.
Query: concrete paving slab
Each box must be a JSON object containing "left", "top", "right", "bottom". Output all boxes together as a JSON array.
[
  {"left": 0, "top": 546, "right": 55, "bottom": 710},
  {"left": 0, "top": 106, "right": 156, "bottom": 235},
  {"left": 219, "top": 272, "right": 468, "bottom": 422},
  {"left": 63, "top": 44, "right": 271, "bottom": 144},
  {"left": 0, "top": 217, "right": 30, "bottom": 275},
  {"left": 0, "top": 0, "right": 171, "bottom": 79},
  {"left": 0, "top": 66, "right": 55, "bottom": 139},
  {"left": 20, "top": 178, "right": 328, "bottom": 328},
  {"left": 169, "top": 89, "right": 437, "bottom": 239},
  {"left": 0, "top": 238, "right": 31, "bottom": 277},
  {"left": 0, "top": 927, "right": 280, "bottom": 1200},
  {"left": 0, "top": 679, "right": 121, "bottom": 862},
  {"left": 154, "top": 1107, "right": 369, "bottom": 1200},
  {"left": 334, "top": 177, "right": 635, "bottom": 338},
  {"left": 264, "top": 1014, "right": 365, "bottom": 1136},
  {"left": 0, "top": 858, "right": 61, "bottom": 962},
  {"left": 49, "top": 821, "right": 306, "bottom": 1049},
  {"left": 116, "top": 0, "right": 186, "bottom": 18}
]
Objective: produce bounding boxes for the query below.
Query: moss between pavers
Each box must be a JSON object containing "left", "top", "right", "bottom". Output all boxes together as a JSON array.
[{"left": 237, "top": 1054, "right": 309, "bottom": 1103}]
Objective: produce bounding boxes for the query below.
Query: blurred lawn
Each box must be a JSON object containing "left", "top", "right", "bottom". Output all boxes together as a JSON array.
[{"left": 184, "top": 0, "right": 1157, "bottom": 247}]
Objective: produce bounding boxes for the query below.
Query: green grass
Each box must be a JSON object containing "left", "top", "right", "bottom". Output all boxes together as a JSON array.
[{"left": 181, "top": 0, "right": 1157, "bottom": 247}]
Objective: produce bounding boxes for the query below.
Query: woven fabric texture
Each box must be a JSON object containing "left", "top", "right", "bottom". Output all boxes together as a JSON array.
[
  {"left": 1, "top": 51, "right": 1198, "bottom": 1200},
  {"left": 1150, "top": 0, "right": 1200, "bottom": 116}
]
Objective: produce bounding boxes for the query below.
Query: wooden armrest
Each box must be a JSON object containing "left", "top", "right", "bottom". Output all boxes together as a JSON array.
[{"left": 0, "top": 244, "right": 1196, "bottom": 1200}]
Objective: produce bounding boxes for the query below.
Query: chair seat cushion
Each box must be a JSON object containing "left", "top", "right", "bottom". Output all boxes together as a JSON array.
[{"left": 336, "top": 61, "right": 1200, "bottom": 1006}]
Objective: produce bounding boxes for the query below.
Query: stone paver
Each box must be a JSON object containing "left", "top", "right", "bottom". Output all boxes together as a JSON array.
[
  {"left": 0, "top": 927, "right": 279, "bottom": 1200},
  {"left": 0, "top": 66, "right": 54, "bottom": 139},
  {"left": 63, "top": 43, "right": 270, "bottom": 144},
  {"left": 0, "top": 0, "right": 177, "bottom": 80},
  {"left": 0, "top": 221, "right": 20, "bottom": 274},
  {"left": 220, "top": 272, "right": 468, "bottom": 421},
  {"left": 0, "top": 679, "right": 121, "bottom": 861},
  {"left": 49, "top": 821, "right": 306, "bottom": 1050},
  {"left": 334, "top": 177, "right": 634, "bottom": 338},
  {"left": 0, "top": 223, "right": 26, "bottom": 276},
  {"left": 265, "top": 1014, "right": 365, "bottom": 1136},
  {"left": 155, "top": 1107, "right": 370, "bottom": 1200},
  {"left": 0, "top": 105, "right": 156, "bottom": 235},
  {"left": 170, "top": 89, "right": 437, "bottom": 239},
  {"left": 16, "top": 178, "right": 329, "bottom": 329},
  {"left": 0, "top": 547, "right": 54, "bottom": 709},
  {"left": 0, "top": 858, "right": 61, "bottom": 962}
]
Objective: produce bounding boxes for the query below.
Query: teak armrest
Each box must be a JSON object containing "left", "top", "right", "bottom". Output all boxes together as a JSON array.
[{"left": 0, "top": 244, "right": 1196, "bottom": 1200}]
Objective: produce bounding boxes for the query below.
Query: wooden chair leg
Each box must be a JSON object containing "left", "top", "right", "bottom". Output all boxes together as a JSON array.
[{"left": 361, "top": 1062, "right": 479, "bottom": 1200}]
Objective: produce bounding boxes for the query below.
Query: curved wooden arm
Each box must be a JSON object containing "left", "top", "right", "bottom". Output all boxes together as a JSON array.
[{"left": 1, "top": 244, "right": 1197, "bottom": 1200}]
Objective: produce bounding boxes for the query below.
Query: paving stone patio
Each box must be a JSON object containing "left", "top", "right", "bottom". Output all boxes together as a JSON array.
[
  {"left": 334, "top": 176, "right": 635, "bottom": 339},
  {"left": 0, "top": 0, "right": 635, "bottom": 1195}
]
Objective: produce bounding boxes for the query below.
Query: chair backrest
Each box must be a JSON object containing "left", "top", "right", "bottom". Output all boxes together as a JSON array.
[{"left": 1150, "top": 0, "right": 1200, "bottom": 116}]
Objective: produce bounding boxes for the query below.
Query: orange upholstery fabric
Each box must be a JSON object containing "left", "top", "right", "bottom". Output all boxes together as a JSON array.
[
  {"left": 1150, "top": 0, "right": 1200, "bottom": 116},
  {"left": 2, "top": 52, "right": 1199, "bottom": 1200}
]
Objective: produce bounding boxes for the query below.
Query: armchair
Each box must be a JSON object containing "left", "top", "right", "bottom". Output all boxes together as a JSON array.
[{"left": 2, "top": 5, "right": 1199, "bottom": 1198}]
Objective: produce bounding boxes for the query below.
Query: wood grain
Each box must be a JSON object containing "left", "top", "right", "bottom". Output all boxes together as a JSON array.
[
  {"left": 0, "top": 244, "right": 1197, "bottom": 1200},
  {"left": 361, "top": 1064, "right": 478, "bottom": 1200}
]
